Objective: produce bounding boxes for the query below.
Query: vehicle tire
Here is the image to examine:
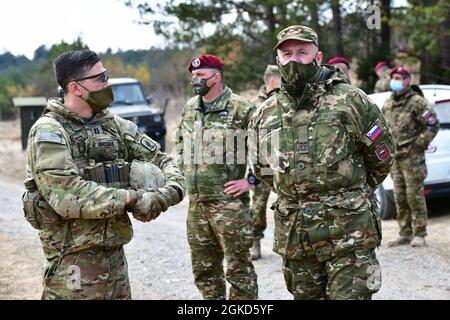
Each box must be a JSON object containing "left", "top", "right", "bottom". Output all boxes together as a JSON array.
[
  {"left": 376, "top": 185, "right": 397, "bottom": 220},
  {"left": 158, "top": 137, "right": 166, "bottom": 152}
]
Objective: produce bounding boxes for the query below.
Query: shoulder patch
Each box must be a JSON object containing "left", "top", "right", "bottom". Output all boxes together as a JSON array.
[
  {"left": 375, "top": 143, "right": 392, "bottom": 161},
  {"left": 366, "top": 125, "right": 382, "bottom": 141},
  {"left": 35, "top": 131, "right": 63, "bottom": 144},
  {"left": 422, "top": 110, "right": 431, "bottom": 119},
  {"left": 141, "top": 136, "right": 157, "bottom": 152},
  {"left": 124, "top": 121, "right": 138, "bottom": 140}
]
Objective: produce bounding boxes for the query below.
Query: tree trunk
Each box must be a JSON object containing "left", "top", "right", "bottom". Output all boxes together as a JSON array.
[
  {"left": 438, "top": 2, "right": 450, "bottom": 84},
  {"left": 306, "top": 0, "right": 322, "bottom": 42},
  {"left": 264, "top": 4, "right": 277, "bottom": 61},
  {"left": 331, "top": 0, "right": 344, "bottom": 57},
  {"left": 380, "top": 0, "right": 391, "bottom": 58}
]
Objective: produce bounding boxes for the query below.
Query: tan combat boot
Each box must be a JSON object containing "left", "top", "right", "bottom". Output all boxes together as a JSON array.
[
  {"left": 251, "top": 239, "right": 261, "bottom": 260},
  {"left": 410, "top": 236, "right": 426, "bottom": 247},
  {"left": 386, "top": 235, "right": 413, "bottom": 248}
]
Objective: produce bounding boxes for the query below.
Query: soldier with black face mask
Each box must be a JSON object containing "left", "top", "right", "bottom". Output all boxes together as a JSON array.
[{"left": 175, "top": 54, "right": 258, "bottom": 300}]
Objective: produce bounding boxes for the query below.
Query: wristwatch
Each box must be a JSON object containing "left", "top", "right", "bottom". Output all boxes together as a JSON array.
[{"left": 247, "top": 173, "right": 259, "bottom": 186}]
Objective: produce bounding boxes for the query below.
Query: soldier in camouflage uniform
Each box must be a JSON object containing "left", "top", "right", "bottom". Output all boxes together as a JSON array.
[
  {"left": 248, "top": 25, "right": 395, "bottom": 300},
  {"left": 327, "top": 57, "right": 350, "bottom": 77},
  {"left": 374, "top": 61, "right": 391, "bottom": 93},
  {"left": 23, "top": 50, "right": 185, "bottom": 299},
  {"left": 175, "top": 54, "right": 258, "bottom": 300},
  {"left": 249, "top": 65, "right": 281, "bottom": 260},
  {"left": 382, "top": 66, "right": 439, "bottom": 248}
]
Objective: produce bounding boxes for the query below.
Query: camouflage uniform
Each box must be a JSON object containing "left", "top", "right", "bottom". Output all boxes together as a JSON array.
[
  {"left": 249, "top": 59, "right": 395, "bottom": 299},
  {"left": 24, "top": 98, "right": 185, "bottom": 299},
  {"left": 382, "top": 88, "right": 439, "bottom": 238},
  {"left": 374, "top": 69, "right": 391, "bottom": 93},
  {"left": 176, "top": 86, "right": 258, "bottom": 300},
  {"left": 249, "top": 85, "right": 276, "bottom": 241}
]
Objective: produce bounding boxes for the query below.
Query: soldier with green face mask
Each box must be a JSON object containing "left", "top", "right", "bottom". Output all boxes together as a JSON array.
[
  {"left": 248, "top": 25, "right": 395, "bottom": 300},
  {"left": 23, "top": 49, "right": 185, "bottom": 300}
]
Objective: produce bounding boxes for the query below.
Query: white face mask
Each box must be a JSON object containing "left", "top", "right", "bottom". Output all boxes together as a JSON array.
[{"left": 390, "top": 79, "right": 404, "bottom": 93}]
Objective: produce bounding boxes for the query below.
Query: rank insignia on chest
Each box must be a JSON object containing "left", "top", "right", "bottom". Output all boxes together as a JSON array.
[{"left": 367, "top": 125, "right": 382, "bottom": 141}]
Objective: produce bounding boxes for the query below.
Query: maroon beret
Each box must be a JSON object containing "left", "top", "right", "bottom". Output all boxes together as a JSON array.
[
  {"left": 188, "top": 54, "right": 224, "bottom": 72},
  {"left": 327, "top": 56, "right": 350, "bottom": 68},
  {"left": 375, "top": 61, "right": 389, "bottom": 71},
  {"left": 390, "top": 65, "right": 411, "bottom": 78}
]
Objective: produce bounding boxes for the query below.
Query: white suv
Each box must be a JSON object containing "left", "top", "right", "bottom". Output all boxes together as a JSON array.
[{"left": 369, "top": 84, "right": 450, "bottom": 219}]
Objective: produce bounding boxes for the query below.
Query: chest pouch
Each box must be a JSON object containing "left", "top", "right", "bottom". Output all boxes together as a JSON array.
[{"left": 86, "top": 127, "right": 119, "bottom": 162}]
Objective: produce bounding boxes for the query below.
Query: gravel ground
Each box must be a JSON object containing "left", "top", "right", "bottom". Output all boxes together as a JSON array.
[{"left": 1, "top": 175, "right": 449, "bottom": 300}]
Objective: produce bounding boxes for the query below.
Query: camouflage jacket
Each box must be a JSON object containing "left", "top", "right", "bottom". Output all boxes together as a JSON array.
[
  {"left": 382, "top": 88, "right": 439, "bottom": 158},
  {"left": 175, "top": 86, "right": 255, "bottom": 201},
  {"left": 25, "top": 99, "right": 185, "bottom": 260},
  {"left": 251, "top": 85, "right": 279, "bottom": 107},
  {"left": 374, "top": 70, "right": 391, "bottom": 93},
  {"left": 249, "top": 66, "right": 395, "bottom": 260}
]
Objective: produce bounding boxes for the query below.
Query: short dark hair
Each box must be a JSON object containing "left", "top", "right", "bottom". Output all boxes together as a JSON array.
[{"left": 54, "top": 49, "right": 100, "bottom": 91}]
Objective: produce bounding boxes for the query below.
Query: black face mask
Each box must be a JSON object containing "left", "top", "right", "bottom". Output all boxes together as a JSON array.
[{"left": 191, "top": 74, "right": 216, "bottom": 96}]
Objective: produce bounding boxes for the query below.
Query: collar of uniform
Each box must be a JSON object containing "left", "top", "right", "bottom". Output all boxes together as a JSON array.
[
  {"left": 46, "top": 98, "right": 113, "bottom": 124},
  {"left": 196, "top": 85, "right": 232, "bottom": 113},
  {"left": 257, "top": 85, "right": 267, "bottom": 100},
  {"left": 278, "top": 81, "right": 325, "bottom": 113},
  {"left": 391, "top": 87, "right": 414, "bottom": 104}
]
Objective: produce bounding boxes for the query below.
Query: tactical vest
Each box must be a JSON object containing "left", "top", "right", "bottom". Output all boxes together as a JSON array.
[
  {"left": 44, "top": 111, "right": 132, "bottom": 189},
  {"left": 22, "top": 111, "right": 136, "bottom": 259}
]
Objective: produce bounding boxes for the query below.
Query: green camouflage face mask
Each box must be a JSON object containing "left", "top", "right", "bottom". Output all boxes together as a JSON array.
[
  {"left": 78, "top": 83, "right": 114, "bottom": 112},
  {"left": 191, "top": 74, "right": 216, "bottom": 96},
  {"left": 278, "top": 59, "right": 320, "bottom": 86}
]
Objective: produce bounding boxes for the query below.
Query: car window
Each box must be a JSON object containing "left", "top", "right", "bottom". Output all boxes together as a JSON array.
[
  {"left": 111, "top": 83, "right": 146, "bottom": 105},
  {"left": 433, "top": 99, "right": 450, "bottom": 125}
]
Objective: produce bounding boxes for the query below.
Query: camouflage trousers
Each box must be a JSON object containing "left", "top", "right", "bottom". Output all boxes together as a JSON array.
[
  {"left": 250, "top": 183, "right": 270, "bottom": 240},
  {"left": 41, "top": 247, "right": 131, "bottom": 300},
  {"left": 391, "top": 153, "right": 428, "bottom": 237},
  {"left": 187, "top": 197, "right": 258, "bottom": 300},
  {"left": 282, "top": 249, "right": 381, "bottom": 300}
]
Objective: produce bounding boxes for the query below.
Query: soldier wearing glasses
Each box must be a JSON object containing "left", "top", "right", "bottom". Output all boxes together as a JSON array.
[{"left": 23, "top": 49, "right": 185, "bottom": 299}]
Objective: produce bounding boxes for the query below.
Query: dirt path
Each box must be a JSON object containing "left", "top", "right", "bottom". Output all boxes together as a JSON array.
[{"left": 0, "top": 175, "right": 449, "bottom": 300}]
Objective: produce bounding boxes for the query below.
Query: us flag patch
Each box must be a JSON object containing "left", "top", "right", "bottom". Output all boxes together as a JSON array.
[{"left": 367, "top": 125, "right": 382, "bottom": 141}]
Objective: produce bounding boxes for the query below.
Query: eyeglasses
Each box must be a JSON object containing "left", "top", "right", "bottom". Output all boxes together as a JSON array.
[{"left": 72, "top": 70, "right": 109, "bottom": 83}]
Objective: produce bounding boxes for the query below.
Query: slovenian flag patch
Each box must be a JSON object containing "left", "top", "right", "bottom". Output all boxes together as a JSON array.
[
  {"left": 422, "top": 110, "right": 431, "bottom": 119},
  {"left": 367, "top": 125, "right": 382, "bottom": 141}
]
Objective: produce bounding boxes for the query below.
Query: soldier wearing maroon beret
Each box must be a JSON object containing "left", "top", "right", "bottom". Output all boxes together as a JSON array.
[
  {"left": 327, "top": 56, "right": 350, "bottom": 76},
  {"left": 175, "top": 54, "right": 258, "bottom": 299},
  {"left": 374, "top": 60, "right": 391, "bottom": 93},
  {"left": 383, "top": 65, "right": 440, "bottom": 248}
]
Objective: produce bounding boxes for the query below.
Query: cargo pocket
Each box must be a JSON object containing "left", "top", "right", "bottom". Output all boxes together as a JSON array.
[
  {"left": 22, "top": 190, "right": 60, "bottom": 230},
  {"left": 315, "top": 119, "right": 352, "bottom": 167},
  {"left": 273, "top": 203, "right": 303, "bottom": 259},
  {"left": 325, "top": 194, "right": 380, "bottom": 252}
]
